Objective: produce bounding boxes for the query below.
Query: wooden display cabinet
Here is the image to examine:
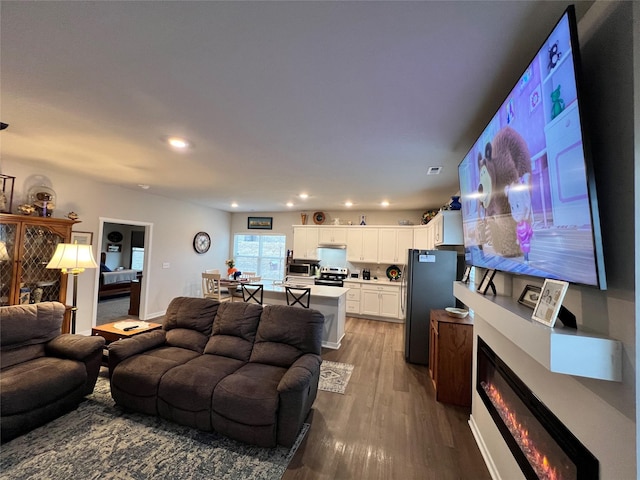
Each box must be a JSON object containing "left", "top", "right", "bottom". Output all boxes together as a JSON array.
[
  {"left": 429, "top": 309, "right": 473, "bottom": 407},
  {"left": 0, "top": 214, "right": 78, "bottom": 332}
]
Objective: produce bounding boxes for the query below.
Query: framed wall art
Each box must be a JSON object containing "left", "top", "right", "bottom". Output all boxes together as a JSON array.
[
  {"left": 107, "top": 243, "right": 122, "bottom": 253},
  {"left": 518, "top": 284, "right": 541, "bottom": 309},
  {"left": 247, "top": 217, "right": 273, "bottom": 230},
  {"left": 71, "top": 231, "right": 93, "bottom": 245},
  {"left": 478, "top": 269, "right": 496, "bottom": 295},
  {"left": 532, "top": 279, "right": 569, "bottom": 327}
]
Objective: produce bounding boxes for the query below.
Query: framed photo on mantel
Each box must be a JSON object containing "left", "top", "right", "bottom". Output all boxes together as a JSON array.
[{"left": 532, "top": 279, "right": 569, "bottom": 327}]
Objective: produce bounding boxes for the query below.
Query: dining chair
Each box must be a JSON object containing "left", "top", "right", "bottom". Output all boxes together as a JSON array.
[
  {"left": 242, "top": 283, "right": 264, "bottom": 305},
  {"left": 285, "top": 286, "right": 311, "bottom": 308},
  {"left": 202, "top": 272, "right": 230, "bottom": 302}
]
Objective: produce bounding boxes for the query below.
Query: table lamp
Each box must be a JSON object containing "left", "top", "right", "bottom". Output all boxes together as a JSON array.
[{"left": 46, "top": 242, "right": 98, "bottom": 334}]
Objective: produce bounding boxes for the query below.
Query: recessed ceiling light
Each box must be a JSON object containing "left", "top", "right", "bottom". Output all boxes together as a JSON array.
[
  {"left": 344, "top": 201, "right": 353, "bottom": 207},
  {"left": 231, "top": 202, "right": 238, "bottom": 208},
  {"left": 299, "top": 193, "right": 309, "bottom": 199},
  {"left": 165, "top": 136, "right": 191, "bottom": 150},
  {"left": 427, "top": 166, "right": 442, "bottom": 175},
  {"left": 286, "top": 202, "right": 294, "bottom": 207},
  {"left": 381, "top": 201, "right": 389, "bottom": 207}
]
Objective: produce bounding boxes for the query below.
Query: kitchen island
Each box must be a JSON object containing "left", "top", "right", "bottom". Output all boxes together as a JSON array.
[{"left": 262, "top": 284, "right": 347, "bottom": 349}]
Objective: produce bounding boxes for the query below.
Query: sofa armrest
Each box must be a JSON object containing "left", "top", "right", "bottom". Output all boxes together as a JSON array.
[
  {"left": 46, "top": 334, "right": 105, "bottom": 360},
  {"left": 277, "top": 354, "right": 322, "bottom": 393},
  {"left": 108, "top": 330, "right": 167, "bottom": 373}
]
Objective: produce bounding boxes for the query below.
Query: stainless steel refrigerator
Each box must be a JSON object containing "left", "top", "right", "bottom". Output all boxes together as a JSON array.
[{"left": 402, "top": 249, "right": 457, "bottom": 365}]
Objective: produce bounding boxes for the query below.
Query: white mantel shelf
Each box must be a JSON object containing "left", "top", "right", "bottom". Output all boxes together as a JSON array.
[{"left": 454, "top": 282, "right": 622, "bottom": 382}]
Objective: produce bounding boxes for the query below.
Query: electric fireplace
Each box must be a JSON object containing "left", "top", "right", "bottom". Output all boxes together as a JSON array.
[{"left": 476, "top": 337, "right": 598, "bottom": 479}]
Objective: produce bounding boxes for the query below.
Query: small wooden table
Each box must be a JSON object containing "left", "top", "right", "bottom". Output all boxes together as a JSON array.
[
  {"left": 91, "top": 320, "right": 162, "bottom": 343},
  {"left": 92, "top": 320, "right": 162, "bottom": 368}
]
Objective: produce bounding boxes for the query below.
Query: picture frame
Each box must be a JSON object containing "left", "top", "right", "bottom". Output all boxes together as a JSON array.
[
  {"left": 461, "top": 265, "right": 472, "bottom": 284},
  {"left": 478, "top": 269, "right": 496, "bottom": 295},
  {"left": 71, "top": 231, "right": 93, "bottom": 245},
  {"left": 247, "top": 216, "right": 273, "bottom": 230},
  {"left": 532, "top": 279, "right": 569, "bottom": 327},
  {"left": 107, "top": 243, "right": 122, "bottom": 253},
  {"left": 518, "top": 284, "right": 541, "bottom": 309}
]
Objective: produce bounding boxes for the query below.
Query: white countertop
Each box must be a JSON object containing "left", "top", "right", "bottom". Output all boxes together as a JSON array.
[
  {"left": 263, "top": 283, "right": 349, "bottom": 298},
  {"left": 342, "top": 278, "right": 403, "bottom": 286}
]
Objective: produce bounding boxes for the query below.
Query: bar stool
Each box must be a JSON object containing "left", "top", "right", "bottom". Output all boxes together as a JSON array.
[
  {"left": 285, "top": 286, "right": 311, "bottom": 308},
  {"left": 242, "top": 283, "right": 264, "bottom": 305}
]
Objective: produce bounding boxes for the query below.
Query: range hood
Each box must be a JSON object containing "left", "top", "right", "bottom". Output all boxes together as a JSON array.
[{"left": 318, "top": 243, "right": 347, "bottom": 249}]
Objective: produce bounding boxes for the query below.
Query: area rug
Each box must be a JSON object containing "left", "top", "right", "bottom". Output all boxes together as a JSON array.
[
  {"left": 0, "top": 375, "right": 308, "bottom": 480},
  {"left": 319, "top": 361, "right": 354, "bottom": 394}
]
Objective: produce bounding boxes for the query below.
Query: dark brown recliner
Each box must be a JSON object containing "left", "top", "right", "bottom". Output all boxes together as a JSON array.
[
  {"left": 0, "top": 302, "right": 105, "bottom": 442},
  {"left": 108, "top": 297, "right": 324, "bottom": 447}
]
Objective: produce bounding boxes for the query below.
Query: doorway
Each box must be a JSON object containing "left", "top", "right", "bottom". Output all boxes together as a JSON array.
[{"left": 94, "top": 218, "right": 152, "bottom": 327}]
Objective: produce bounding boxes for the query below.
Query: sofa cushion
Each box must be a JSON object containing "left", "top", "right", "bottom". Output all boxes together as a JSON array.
[
  {"left": 110, "top": 346, "right": 200, "bottom": 415},
  {"left": 212, "top": 363, "right": 287, "bottom": 427},
  {"left": 157, "top": 354, "right": 245, "bottom": 430},
  {"left": 163, "top": 297, "right": 219, "bottom": 336},
  {"left": 165, "top": 328, "right": 209, "bottom": 353},
  {"left": 204, "top": 302, "right": 262, "bottom": 361},
  {"left": 249, "top": 305, "right": 324, "bottom": 368},
  {"left": 1, "top": 344, "right": 46, "bottom": 371},
  {"left": 0, "top": 357, "right": 86, "bottom": 416},
  {"left": 0, "top": 302, "right": 65, "bottom": 348}
]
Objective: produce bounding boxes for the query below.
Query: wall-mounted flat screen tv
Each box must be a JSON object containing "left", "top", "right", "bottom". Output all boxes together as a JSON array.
[{"left": 457, "top": 6, "right": 606, "bottom": 289}]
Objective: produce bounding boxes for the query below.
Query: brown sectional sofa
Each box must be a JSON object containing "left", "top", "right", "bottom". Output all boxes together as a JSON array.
[
  {"left": 0, "top": 302, "right": 105, "bottom": 442},
  {"left": 108, "top": 297, "right": 324, "bottom": 447}
]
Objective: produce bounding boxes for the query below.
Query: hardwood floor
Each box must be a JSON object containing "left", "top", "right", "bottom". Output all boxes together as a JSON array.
[{"left": 283, "top": 317, "right": 491, "bottom": 480}]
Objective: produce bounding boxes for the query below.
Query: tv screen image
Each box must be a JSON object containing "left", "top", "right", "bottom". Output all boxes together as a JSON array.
[{"left": 458, "top": 7, "right": 606, "bottom": 289}]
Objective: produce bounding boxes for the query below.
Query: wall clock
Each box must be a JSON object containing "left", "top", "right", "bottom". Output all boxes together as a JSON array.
[
  {"left": 107, "top": 231, "right": 123, "bottom": 243},
  {"left": 193, "top": 231, "right": 211, "bottom": 254},
  {"left": 313, "top": 212, "right": 326, "bottom": 225}
]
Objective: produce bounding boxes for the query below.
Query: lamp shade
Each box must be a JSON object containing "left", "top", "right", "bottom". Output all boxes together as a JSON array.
[
  {"left": 0, "top": 241, "right": 9, "bottom": 261},
  {"left": 46, "top": 243, "right": 98, "bottom": 272}
]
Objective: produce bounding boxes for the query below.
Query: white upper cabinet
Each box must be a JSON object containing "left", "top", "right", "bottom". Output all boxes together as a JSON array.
[
  {"left": 346, "top": 228, "right": 379, "bottom": 263},
  {"left": 432, "top": 210, "right": 463, "bottom": 246},
  {"left": 378, "top": 227, "right": 413, "bottom": 264},
  {"left": 293, "top": 226, "right": 319, "bottom": 259},
  {"left": 318, "top": 227, "right": 348, "bottom": 245}
]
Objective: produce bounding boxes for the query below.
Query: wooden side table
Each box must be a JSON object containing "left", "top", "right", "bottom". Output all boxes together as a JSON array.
[
  {"left": 91, "top": 320, "right": 162, "bottom": 343},
  {"left": 429, "top": 309, "right": 473, "bottom": 407},
  {"left": 91, "top": 321, "right": 162, "bottom": 367}
]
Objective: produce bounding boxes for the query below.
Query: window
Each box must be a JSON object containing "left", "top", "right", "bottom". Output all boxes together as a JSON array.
[
  {"left": 131, "top": 247, "right": 144, "bottom": 271},
  {"left": 233, "top": 234, "right": 286, "bottom": 282}
]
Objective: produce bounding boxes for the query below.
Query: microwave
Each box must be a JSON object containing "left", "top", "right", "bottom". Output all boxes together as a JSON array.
[{"left": 286, "top": 263, "right": 314, "bottom": 276}]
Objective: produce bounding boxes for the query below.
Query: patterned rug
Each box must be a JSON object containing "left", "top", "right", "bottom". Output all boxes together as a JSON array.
[
  {"left": 319, "top": 361, "right": 354, "bottom": 394},
  {"left": 0, "top": 374, "right": 308, "bottom": 480}
]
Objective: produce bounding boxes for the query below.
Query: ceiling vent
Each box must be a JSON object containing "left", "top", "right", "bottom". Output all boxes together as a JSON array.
[{"left": 427, "top": 166, "right": 442, "bottom": 175}]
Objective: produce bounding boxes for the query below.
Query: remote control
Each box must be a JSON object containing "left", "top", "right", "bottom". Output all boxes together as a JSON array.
[{"left": 123, "top": 325, "right": 138, "bottom": 331}]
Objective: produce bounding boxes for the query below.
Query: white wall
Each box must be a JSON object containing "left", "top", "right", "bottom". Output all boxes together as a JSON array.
[{"left": 2, "top": 159, "right": 231, "bottom": 332}]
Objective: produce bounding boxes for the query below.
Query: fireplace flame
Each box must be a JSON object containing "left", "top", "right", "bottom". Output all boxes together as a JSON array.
[{"left": 482, "top": 381, "right": 562, "bottom": 480}]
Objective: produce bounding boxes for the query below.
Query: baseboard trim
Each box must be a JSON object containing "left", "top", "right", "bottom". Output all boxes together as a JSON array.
[{"left": 468, "top": 414, "right": 501, "bottom": 480}]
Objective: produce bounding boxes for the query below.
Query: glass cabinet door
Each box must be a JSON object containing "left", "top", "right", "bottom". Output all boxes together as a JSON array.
[
  {"left": 19, "top": 224, "right": 66, "bottom": 305},
  {"left": 0, "top": 221, "right": 17, "bottom": 306}
]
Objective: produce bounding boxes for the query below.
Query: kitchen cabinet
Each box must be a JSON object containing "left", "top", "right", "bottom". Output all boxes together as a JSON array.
[
  {"left": 360, "top": 283, "right": 400, "bottom": 319},
  {"left": 0, "top": 214, "right": 77, "bottom": 332},
  {"left": 346, "top": 228, "right": 378, "bottom": 263},
  {"left": 292, "top": 226, "right": 319, "bottom": 259},
  {"left": 318, "top": 226, "right": 348, "bottom": 245},
  {"left": 431, "top": 210, "right": 463, "bottom": 246},
  {"left": 378, "top": 227, "right": 413, "bottom": 264},
  {"left": 343, "top": 281, "right": 361, "bottom": 314},
  {"left": 429, "top": 309, "right": 473, "bottom": 407},
  {"left": 413, "top": 225, "right": 432, "bottom": 250}
]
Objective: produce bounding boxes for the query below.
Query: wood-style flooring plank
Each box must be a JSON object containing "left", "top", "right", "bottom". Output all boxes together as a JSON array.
[{"left": 283, "top": 317, "right": 491, "bottom": 480}]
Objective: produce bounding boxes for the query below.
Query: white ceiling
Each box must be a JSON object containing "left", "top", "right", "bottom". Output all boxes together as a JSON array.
[{"left": 0, "top": 1, "right": 591, "bottom": 213}]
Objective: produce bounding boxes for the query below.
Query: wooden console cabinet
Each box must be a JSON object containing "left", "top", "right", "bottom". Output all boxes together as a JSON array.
[{"left": 429, "top": 309, "right": 473, "bottom": 407}]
